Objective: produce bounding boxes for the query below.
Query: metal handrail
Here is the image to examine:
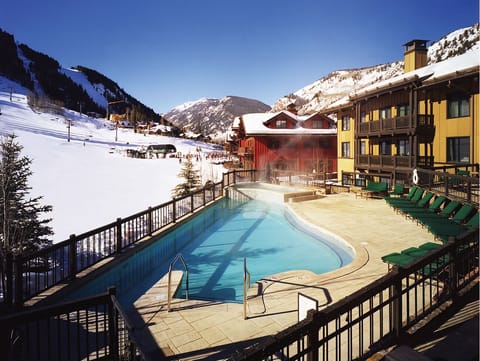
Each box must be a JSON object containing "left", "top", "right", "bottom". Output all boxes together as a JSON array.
[
  {"left": 243, "top": 257, "right": 251, "bottom": 320},
  {"left": 167, "top": 253, "right": 189, "bottom": 312}
]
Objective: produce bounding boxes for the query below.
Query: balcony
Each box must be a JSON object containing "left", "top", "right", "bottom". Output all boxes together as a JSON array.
[
  {"left": 356, "top": 154, "right": 434, "bottom": 170},
  {"left": 357, "top": 114, "right": 434, "bottom": 137}
]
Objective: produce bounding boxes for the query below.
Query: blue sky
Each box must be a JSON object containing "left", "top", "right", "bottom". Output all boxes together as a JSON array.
[{"left": 1, "top": 0, "right": 478, "bottom": 114}]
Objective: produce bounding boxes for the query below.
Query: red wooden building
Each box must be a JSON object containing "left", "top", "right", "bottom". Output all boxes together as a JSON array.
[{"left": 229, "top": 108, "right": 337, "bottom": 173}]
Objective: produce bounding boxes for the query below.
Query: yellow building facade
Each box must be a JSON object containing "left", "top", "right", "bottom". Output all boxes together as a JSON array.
[{"left": 327, "top": 40, "right": 479, "bottom": 186}]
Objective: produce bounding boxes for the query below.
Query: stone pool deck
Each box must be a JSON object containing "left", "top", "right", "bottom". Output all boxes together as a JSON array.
[{"left": 126, "top": 192, "right": 475, "bottom": 360}]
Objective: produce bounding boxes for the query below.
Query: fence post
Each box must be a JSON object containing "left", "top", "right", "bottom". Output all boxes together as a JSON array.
[
  {"left": 147, "top": 207, "right": 153, "bottom": 236},
  {"left": 116, "top": 218, "right": 122, "bottom": 253},
  {"left": 13, "top": 256, "right": 23, "bottom": 309},
  {"left": 391, "top": 269, "right": 403, "bottom": 339},
  {"left": 306, "top": 310, "right": 319, "bottom": 361},
  {"left": 172, "top": 199, "right": 177, "bottom": 222},
  {"left": 107, "top": 287, "right": 119, "bottom": 361},
  {"left": 190, "top": 194, "right": 194, "bottom": 213},
  {"left": 69, "top": 234, "right": 77, "bottom": 280},
  {"left": 447, "top": 236, "right": 458, "bottom": 299},
  {"left": 5, "top": 252, "right": 13, "bottom": 306},
  {"left": 203, "top": 187, "right": 206, "bottom": 206}
]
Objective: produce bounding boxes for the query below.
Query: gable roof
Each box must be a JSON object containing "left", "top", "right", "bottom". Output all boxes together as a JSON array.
[{"left": 234, "top": 110, "right": 336, "bottom": 136}]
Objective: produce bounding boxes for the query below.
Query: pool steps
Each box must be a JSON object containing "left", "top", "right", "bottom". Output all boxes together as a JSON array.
[{"left": 284, "top": 191, "right": 324, "bottom": 203}]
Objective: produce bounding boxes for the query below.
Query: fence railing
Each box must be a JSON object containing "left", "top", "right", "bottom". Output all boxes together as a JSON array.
[
  {"left": 341, "top": 166, "right": 479, "bottom": 206},
  {"left": 415, "top": 167, "right": 479, "bottom": 206},
  {"left": 0, "top": 287, "right": 146, "bottom": 361},
  {"left": 229, "top": 228, "right": 479, "bottom": 361},
  {"left": 1, "top": 170, "right": 259, "bottom": 308},
  {"left": 271, "top": 169, "right": 338, "bottom": 188}
]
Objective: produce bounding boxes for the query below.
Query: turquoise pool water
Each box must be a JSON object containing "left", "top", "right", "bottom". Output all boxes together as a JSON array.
[{"left": 65, "top": 196, "right": 353, "bottom": 306}]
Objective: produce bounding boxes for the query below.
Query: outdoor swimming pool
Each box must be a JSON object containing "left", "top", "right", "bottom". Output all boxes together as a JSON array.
[{"left": 65, "top": 190, "right": 353, "bottom": 306}]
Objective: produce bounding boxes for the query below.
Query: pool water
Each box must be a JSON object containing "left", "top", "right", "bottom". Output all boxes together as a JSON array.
[{"left": 65, "top": 197, "right": 353, "bottom": 306}]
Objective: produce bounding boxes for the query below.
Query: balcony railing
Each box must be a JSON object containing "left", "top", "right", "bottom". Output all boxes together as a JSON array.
[
  {"left": 356, "top": 155, "right": 434, "bottom": 170},
  {"left": 357, "top": 114, "right": 434, "bottom": 136}
]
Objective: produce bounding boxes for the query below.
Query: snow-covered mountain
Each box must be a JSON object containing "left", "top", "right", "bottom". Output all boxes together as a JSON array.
[
  {"left": 0, "top": 29, "right": 171, "bottom": 127},
  {"left": 163, "top": 96, "right": 271, "bottom": 141},
  {"left": 0, "top": 81, "right": 226, "bottom": 243},
  {"left": 271, "top": 23, "right": 480, "bottom": 115}
]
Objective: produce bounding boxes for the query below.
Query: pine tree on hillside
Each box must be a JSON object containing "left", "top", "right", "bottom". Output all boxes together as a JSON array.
[
  {"left": 0, "top": 134, "right": 53, "bottom": 258},
  {"left": 171, "top": 157, "right": 201, "bottom": 198}
]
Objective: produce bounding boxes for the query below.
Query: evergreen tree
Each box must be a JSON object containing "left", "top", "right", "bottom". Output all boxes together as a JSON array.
[
  {"left": 171, "top": 157, "right": 201, "bottom": 198},
  {"left": 0, "top": 134, "right": 53, "bottom": 258}
]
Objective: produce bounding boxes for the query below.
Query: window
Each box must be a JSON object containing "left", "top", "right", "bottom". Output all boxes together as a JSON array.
[
  {"left": 447, "top": 94, "right": 470, "bottom": 118},
  {"left": 380, "top": 107, "right": 391, "bottom": 119},
  {"left": 312, "top": 120, "right": 322, "bottom": 128},
  {"left": 360, "top": 112, "right": 366, "bottom": 123},
  {"left": 380, "top": 140, "right": 391, "bottom": 155},
  {"left": 303, "top": 139, "right": 315, "bottom": 148},
  {"left": 341, "top": 115, "right": 350, "bottom": 131},
  {"left": 397, "top": 104, "right": 409, "bottom": 117},
  {"left": 341, "top": 142, "right": 350, "bottom": 158},
  {"left": 397, "top": 139, "right": 409, "bottom": 156},
  {"left": 269, "top": 139, "right": 280, "bottom": 149},
  {"left": 360, "top": 141, "right": 366, "bottom": 155},
  {"left": 276, "top": 119, "right": 287, "bottom": 129},
  {"left": 447, "top": 137, "right": 470, "bottom": 162}
]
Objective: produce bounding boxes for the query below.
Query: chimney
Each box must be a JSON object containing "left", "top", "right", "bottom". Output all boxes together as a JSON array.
[
  {"left": 403, "top": 39, "right": 428, "bottom": 73},
  {"left": 286, "top": 103, "right": 297, "bottom": 115}
]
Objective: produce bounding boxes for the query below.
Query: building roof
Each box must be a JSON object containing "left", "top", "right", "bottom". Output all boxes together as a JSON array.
[
  {"left": 234, "top": 110, "right": 337, "bottom": 136},
  {"left": 351, "top": 46, "right": 480, "bottom": 100},
  {"left": 321, "top": 46, "right": 480, "bottom": 113}
]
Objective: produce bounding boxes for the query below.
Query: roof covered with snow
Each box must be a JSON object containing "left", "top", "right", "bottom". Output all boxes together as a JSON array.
[
  {"left": 351, "top": 46, "right": 480, "bottom": 99},
  {"left": 234, "top": 110, "right": 336, "bottom": 136},
  {"left": 321, "top": 45, "right": 480, "bottom": 113}
]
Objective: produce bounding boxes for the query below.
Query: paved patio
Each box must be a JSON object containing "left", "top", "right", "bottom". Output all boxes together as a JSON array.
[{"left": 126, "top": 191, "right": 443, "bottom": 360}]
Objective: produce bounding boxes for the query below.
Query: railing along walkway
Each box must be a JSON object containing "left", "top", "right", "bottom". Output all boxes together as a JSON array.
[
  {"left": 1, "top": 169, "right": 263, "bottom": 309},
  {"left": 229, "top": 228, "right": 479, "bottom": 361}
]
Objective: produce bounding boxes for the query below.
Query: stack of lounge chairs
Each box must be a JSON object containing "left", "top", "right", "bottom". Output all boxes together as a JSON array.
[
  {"left": 385, "top": 185, "right": 479, "bottom": 243},
  {"left": 381, "top": 242, "right": 443, "bottom": 269},
  {"left": 356, "top": 180, "right": 388, "bottom": 199}
]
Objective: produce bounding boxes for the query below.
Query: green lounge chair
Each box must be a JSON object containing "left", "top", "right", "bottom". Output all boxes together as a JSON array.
[
  {"left": 387, "top": 187, "right": 424, "bottom": 209},
  {"left": 401, "top": 246, "right": 432, "bottom": 258},
  {"left": 388, "top": 184, "right": 404, "bottom": 197},
  {"left": 381, "top": 253, "right": 416, "bottom": 269},
  {"left": 406, "top": 195, "right": 447, "bottom": 220},
  {"left": 416, "top": 200, "right": 461, "bottom": 228},
  {"left": 386, "top": 186, "right": 417, "bottom": 206},
  {"left": 451, "top": 204, "right": 475, "bottom": 224},
  {"left": 418, "top": 242, "right": 442, "bottom": 251},
  {"left": 398, "top": 191, "right": 434, "bottom": 215},
  {"left": 429, "top": 211, "right": 479, "bottom": 243}
]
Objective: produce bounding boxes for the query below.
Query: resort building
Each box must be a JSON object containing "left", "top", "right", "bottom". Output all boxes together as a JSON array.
[
  {"left": 323, "top": 40, "right": 479, "bottom": 186},
  {"left": 229, "top": 106, "right": 337, "bottom": 174}
]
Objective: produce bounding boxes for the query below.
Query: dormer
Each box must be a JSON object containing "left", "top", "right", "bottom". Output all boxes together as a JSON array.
[
  {"left": 302, "top": 113, "right": 334, "bottom": 129},
  {"left": 403, "top": 39, "right": 428, "bottom": 73},
  {"left": 263, "top": 112, "right": 297, "bottom": 129}
]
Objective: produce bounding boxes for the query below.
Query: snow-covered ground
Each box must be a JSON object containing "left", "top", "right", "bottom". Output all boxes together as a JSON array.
[{"left": 0, "top": 79, "right": 228, "bottom": 244}]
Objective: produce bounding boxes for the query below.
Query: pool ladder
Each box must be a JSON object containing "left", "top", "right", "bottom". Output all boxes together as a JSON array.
[
  {"left": 167, "top": 253, "right": 189, "bottom": 312},
  {"left": 243, "top": 257, "right": 251, "bottom": 320}
]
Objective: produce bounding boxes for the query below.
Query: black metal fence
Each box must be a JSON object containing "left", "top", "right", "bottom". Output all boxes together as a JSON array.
[
  {"left": 342, "top": 166, "right": 479, "bottom": 207},
  {"left": 415, "top": 167, "right": 479, "bottom": 206},
  {"left": 1, "top": 169, "right": 260, "bottom": 308},
  {"left": 271, "top": 169, "right": 338, "bottom": 188},
  {"left": 229, "top": 228, "right": 479, "bottom": 361},
  {"left": 0, "top": 287, "right": 145, "bottom": 361}
]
